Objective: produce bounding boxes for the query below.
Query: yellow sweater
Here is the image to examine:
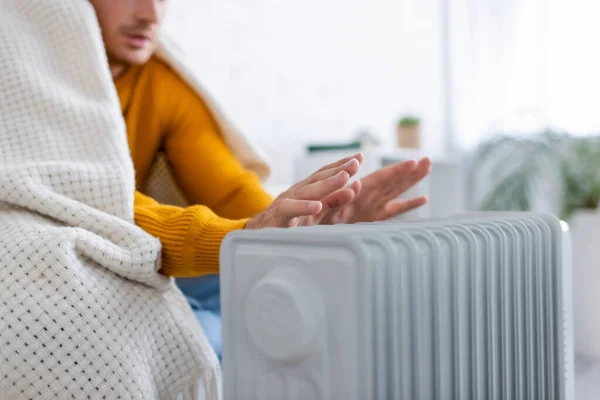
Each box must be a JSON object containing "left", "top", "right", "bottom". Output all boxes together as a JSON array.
[{"left": 115, "top": 56, "right": 273, "bottom": 277}]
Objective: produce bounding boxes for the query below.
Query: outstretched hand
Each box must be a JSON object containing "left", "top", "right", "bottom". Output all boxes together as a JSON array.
[
  {"left": 246, "top": 154, "right": 431, "bottom": 229},
  {"left": 245, "top": 153, "right": 365, "bottom": 229},
  {"left": 319, "top": 157, "right": 432, "bottom": 224}
]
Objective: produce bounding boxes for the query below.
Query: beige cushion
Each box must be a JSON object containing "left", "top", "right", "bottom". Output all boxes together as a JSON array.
[{"left": 142, "top": 152, "right": 190, "bottom": 207}]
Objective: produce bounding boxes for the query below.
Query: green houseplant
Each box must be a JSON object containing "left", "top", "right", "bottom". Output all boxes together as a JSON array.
[
  {"left": 397, "top": 116, "right": 421, "bottom": 127},
  {"left": 396, "top": 115, "right": 421, "bottom": 149},
  {"left": 468, "top": 130, "right": 600, "bottom": 221}
]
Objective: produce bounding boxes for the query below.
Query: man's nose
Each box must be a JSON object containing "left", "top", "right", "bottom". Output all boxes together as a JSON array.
[{"left": 134, "top": 0, "right": 160, "bottom": 23}]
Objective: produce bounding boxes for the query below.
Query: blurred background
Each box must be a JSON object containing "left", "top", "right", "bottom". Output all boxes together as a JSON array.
[
  {"left": 162, "top": 0, "right": 600, "bottom": 393},
  {"left": 162, "top": 0, "right": 600, "bottom": 186}
]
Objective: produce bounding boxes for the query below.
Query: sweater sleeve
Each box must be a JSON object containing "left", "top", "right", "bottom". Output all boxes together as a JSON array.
[
  {"left": 158, "top": 65, "right": 273, "bottom": 220},
  {"left": 133, "top": 190, "right": 248, "bottom": 277}
]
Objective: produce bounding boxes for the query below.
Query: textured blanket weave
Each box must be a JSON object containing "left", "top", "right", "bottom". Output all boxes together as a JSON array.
[{"left": 0, "top": 1, "right": 221, "bottom": 398}]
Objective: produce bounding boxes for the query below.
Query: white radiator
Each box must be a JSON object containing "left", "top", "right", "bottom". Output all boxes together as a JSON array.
[{"left": 220, "top": 213, "right": 574, "bottom": 399}]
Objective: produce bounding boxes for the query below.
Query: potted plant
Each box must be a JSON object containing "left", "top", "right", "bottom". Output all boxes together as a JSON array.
[
  {"left": 396, "top": 115, "right": 421, "bottom": 149},
  {"left": 468, "top": 130, "right": 600, "bottom": 358},
  {"left": 468, "top": 130, "right": 600, "bottom": 220},
  {"left": 558, "top": 136, "right": 600, "bottom": 219}
]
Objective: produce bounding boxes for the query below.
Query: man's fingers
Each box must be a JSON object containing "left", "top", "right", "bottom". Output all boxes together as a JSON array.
[
  {"left": 321, "top": 187, "right": 356, "bottom": 210},
  {"left": 348, "top": 179, "right": 362, "bottom": 197},
  {"left": 275, "top": 198, "right": 323, "bottom": 219},
  {"left": 306, "top": 187, "right": 356, "bottom": 225},
  {"left": 382, "top": 196, "right": 428, "bottom": 220},
  {"left": 305, "top": 157, "right": 360, "bottom": 184},
  {"left": 312, "top": 152, "right": 364, "bottom": 175},
  {"left": 365, "top": 159, "right": 417, "bottom": 188},
  {"left": 293, "top": 168, "right": 352, "bottom": 200},
  {"left": 375, "top": 157, "right": 431, "bottom": 197},
  {"left": 245, "top": 198, "right": 321, "bottom": 229},
  {"left": 307, "top": 181, "right": 360, "bottom": 224},
  {"left": 410, "top": 157, "right": 432, "bottom": 181},
  {"left": 390, "top": 157, "right": 432, "bottom": 196},
  {"left": 284, "top": 153, "right": 363, "bottom": 200},
  {"left": 319, "top": 179, "right": 361, "bottom": 211}
]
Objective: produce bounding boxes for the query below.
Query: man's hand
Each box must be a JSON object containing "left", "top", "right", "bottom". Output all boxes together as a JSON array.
[
  {"left": 245, "top": 153, "right": 365, "bottom": 229},
  {"left": 320, "top": 157, "right": 432, "bottom": 224}
]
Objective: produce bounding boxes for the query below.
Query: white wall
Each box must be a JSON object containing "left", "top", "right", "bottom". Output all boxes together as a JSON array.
[
  {"left": 449, "top": 0, "right": 600, "bottom": 150},
  {"left": 163, "top": 0, "right": 446, "bottom": 185}
]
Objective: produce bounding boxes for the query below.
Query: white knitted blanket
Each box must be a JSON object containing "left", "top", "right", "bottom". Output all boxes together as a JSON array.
[{"left": 0, "top": 1, "right": 222, "bottom": 398}]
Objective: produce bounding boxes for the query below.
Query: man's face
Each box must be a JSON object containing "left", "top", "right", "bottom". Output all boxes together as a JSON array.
[{"left": 90, "top": 0, "right": 168, "bottom": 66}]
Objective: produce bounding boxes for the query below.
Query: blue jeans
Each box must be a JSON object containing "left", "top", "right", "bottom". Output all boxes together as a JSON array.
[{"left": 176, "top": 274, "right": 222, "bottom": 361}]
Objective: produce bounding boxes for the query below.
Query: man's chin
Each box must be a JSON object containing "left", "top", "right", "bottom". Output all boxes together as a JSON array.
[{"left": 111, "top": 49, "right": 154, "bottom": 66}]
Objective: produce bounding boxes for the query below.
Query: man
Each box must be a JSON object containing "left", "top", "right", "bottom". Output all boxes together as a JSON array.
[{"left": 90, "top": 0, "right": 431, "bottom": 358}]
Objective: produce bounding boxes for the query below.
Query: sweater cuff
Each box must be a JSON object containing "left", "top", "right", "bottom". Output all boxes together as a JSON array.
[{"left": 181, "top": 211, "right": 248, "bottom": 277}]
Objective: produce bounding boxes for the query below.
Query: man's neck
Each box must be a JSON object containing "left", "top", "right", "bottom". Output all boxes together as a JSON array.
[{"left": 110, "top": 62, "right": 127, "bottom": 80}]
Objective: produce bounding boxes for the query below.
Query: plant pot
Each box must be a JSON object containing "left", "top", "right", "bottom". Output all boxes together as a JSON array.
[
  {"left": 396, "top": 125, "right": 421, "bottom": 149},
  {"left": 570, "top": 208, "right": 600, "bottom": 359}
]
